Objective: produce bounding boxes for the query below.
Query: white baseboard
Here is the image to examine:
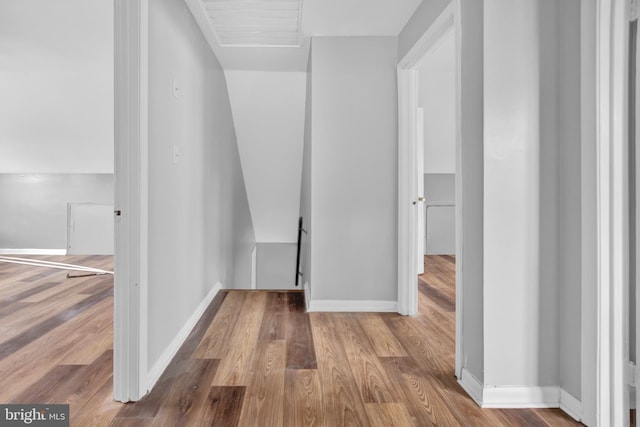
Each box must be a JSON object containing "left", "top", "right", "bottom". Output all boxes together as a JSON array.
[
  {"left": 459, "top": 368, "right": 483, "bottom": 406},
  {"left": 304, "top": 282, "right": 311, "bottom": 312},
  {"left": 0, "top": 249, "right": 67, "bottom": 255},
  {"left": 559, "top": 389, "right": 582, "bottom": 421},
  {"left": 482, "top": 385, "right": 560, "bottom": 408},
  {"left": 145, "top": 282, "right": 222, "bottom": 392},
  {"left": 459, "top": 370, "right": 582, "bottom": 419},
  {"left": 307, "top": 299, "right": 397, "bottom": 312}
]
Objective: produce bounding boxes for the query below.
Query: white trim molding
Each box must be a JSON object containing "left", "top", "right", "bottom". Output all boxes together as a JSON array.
[
  {"left": 559, "top": 389, "right": 583, "bottom": 422},
  {"left": 0, "top": 249, "right": 67, "bottom": 255},
  {"left": 307, "top": 299, "right": 397, "bottom": 313},
  {"left": 459, "top": 370, "right": 582, "bottom": 420},
  {"left": 595, "top": 0, "right": 631, "bottom": 424},
  {"left": 113, "top": 0, "right": 150, "bottom": 403},
  {"left": 145, "top": 283, "right": 222, "bottom": 392},
  {"left": 459, "top": 368, "right": 483, "bottom": 406},
  {"left": 481, "top": 386, "right": 561, "bottom": 409},
  {"left": 303, "top": 282, "right": 311, "bottom": 312}
]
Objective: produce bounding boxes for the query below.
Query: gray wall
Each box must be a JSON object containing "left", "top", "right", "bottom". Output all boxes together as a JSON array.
[
  {"left": 459, "top": 0, "right": 485, "bottom": 385},
  {"left": 557, "top": 0, "right": 583, "bottom": 400},
  {"left": 580, "top": 1, "right": 597, "bottom": 421},
  {"left": 0, "top": 174, "right": 113, "bottom": 250},
  {"left": 538, "top": 0, "right": 561, "bottom": 389},
  {"left": 146, "top": 0, "right": 255, "bottom": 369},
  {"left": 307, "top": 36, "right": 398, "bottom": 302},
  {"left": 256, "top": 243, "right": 297, "bottom": 290}
]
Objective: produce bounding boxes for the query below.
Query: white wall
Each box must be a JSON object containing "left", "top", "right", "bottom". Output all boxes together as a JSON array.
[
  {"left": 0, "top": 0, "right": 114, "bottom": 252},
  {"left": 0, "top": 0, "right": 113, "bottom": 174},
  {"left": 419, "top": 28, "right": 457, "bottom": 257},
  {"left": 308, "top": 37, "right": 398, "bottom": 302},
  {"left": 400, "top": 0, "right": 584, "bottom": 405},
  {"left": 482, "top": 0, "right": 582, "bottom": 395},
  {"left": 419, "top": 31, "right": 456, "bottom": 174},
  {"left": 0, "top": 174, "right": 113, "bottom": 250},
  {"left": 299, "top": 51, "right": 313, "bottom": 294},
  {"left": 483, "top": 0, "right": 572, "bottom": 389},
  {"left": 146, "top": 0, "right": 255, "bottom": 369},
  {"left": 484, "top": 0, "right": 544, "bottom": 387},
  {"left": 225, "top": 71, "right": 306, "bottom": 243},
  {"left": 256, "top": 243, "right": 297, "bottom": 289}
]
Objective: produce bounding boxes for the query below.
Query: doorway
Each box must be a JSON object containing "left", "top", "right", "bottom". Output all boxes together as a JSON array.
[
  {"left": 397, "top": 1, "right": 464, "bottom": 377},
  {"left": 415, "top": 27, "right": 458, "bottom": 377}
]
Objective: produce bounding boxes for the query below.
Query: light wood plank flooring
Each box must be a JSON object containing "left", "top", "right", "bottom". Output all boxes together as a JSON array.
[{"left": 0, "top": 255, "right": 584, "bottom": 426}]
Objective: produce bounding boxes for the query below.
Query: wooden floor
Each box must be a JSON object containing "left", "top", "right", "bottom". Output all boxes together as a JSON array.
[{"left": 0, "top": 255, "right": 584, "bottom": 426}]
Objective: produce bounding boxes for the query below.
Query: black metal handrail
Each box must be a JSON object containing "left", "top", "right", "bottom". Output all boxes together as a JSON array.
[{"left": 295, "top": 217, "right": 306, "bottom": 287}]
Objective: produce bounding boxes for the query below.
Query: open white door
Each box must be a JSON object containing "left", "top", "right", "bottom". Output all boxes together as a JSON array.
[
  {"left": 594, "top": 0, "right": 632, "bottom": 423},
  {"left": 417, "top": 108, "right": 425, "bottom": 275},
  {"left": 113, "top": 0, "right": 149, "bottom": 402},
  {"left": 633, "top": 9, "right": 640, "bottom": 416}
]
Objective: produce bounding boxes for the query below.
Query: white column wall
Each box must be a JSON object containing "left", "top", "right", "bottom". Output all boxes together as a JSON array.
[{"left": 483, "top": 0, "right": 546, "bottom": 386}]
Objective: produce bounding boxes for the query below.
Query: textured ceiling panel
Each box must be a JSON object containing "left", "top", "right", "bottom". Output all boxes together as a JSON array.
[{"left": 202, "top": 0, "right": 302, "bottom": 47}]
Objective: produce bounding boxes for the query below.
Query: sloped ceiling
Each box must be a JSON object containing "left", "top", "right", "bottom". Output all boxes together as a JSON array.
[
  {"left": 225, "top": 70, "right": 307, "bottom": 242},
  {"left": 185, "top": 0, "right": 422, "bottom": 71},
  {"left": 184, "top": 0, "right": 422, "bottom": 243},
  {"left": 201, "top": 0, "right": 302, "bottom": 47}
]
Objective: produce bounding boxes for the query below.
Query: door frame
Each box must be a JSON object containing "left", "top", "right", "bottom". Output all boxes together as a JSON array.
[
  {"left": 113, "top": 0, "right": 149, "bottom": 402},
  {"left": 397, "top": 0, "right": 463, "bottom": 376},
  {"left": 594, "top": 0, "right": 631, "bottom": 424}
]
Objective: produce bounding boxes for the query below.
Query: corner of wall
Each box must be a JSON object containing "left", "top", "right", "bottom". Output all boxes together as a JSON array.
[
  {"left": 559, "top": 389, "right": 583, "bottom": 422},
  {"left": 459, "top": 367, "right": 484, "bottom": 406}
]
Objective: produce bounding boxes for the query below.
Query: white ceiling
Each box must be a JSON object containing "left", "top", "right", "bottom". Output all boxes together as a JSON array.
[
  {"left": 203, "top": 0, "right": 302, "bottom": 47},
  {"left": 301, "top": 0, "right": 422, "bottom": 37},
  {"left": 0, "top": 0, "right": 112, "bottom": 71},
  {"left": 185, "top": 0, "right": 422, "bottom": 71},
  {"left": 0, "top": 0, "right": 114, "bottom": 174}
]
